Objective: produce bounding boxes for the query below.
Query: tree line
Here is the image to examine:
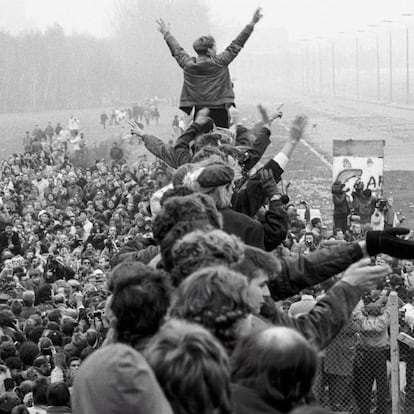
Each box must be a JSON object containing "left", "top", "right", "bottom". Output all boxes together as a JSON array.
[{"left": 0, "top": 0, "right": 211, "bottom": 113}]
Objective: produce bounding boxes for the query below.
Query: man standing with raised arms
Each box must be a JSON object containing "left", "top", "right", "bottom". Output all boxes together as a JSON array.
[{"left": 157, "top": 8, "right": 263, "bottom": 128}]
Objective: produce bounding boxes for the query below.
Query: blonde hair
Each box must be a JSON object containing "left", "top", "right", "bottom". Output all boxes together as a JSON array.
[{"left": 198, "top": 184, "right": 233, "bottom": 209}]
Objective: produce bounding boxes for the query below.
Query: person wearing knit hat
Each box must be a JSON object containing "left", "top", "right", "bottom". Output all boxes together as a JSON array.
[{"left": 196, "top": 163, "right": 288, "bottom": 251}]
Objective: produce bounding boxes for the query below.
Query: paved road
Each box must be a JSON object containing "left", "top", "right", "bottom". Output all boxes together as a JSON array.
[{"left": 257, "top": 95, "right": 414, "bottom": 171}]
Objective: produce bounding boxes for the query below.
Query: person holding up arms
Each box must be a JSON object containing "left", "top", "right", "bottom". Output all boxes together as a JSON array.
[{"left": 157, "top": 8, "right": 263, "bottom": 128}]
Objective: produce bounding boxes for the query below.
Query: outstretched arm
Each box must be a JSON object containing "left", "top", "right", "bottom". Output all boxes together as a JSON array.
[
  {"left": 129, "top": 121, "right": 178, "bottom": 168},
  {"left": 215, "top": 8, "right": 263, "bottom": 66},
  {"left": 157, "top": 18, "right": 192, "bottom": 68}
]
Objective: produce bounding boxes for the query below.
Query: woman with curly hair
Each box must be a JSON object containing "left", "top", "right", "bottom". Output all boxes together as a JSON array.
[
  {"left": 170, "top": 229, "right": 244, "bottom": 286},
  {"left": 169, "top": 266, "right": 263, "bottom": 352},
  {"left": 152, "top": 192, "right": 222, "bottom": 271},
  {"left": 169, "top": 228, "right": 394, "bottom": 352}
]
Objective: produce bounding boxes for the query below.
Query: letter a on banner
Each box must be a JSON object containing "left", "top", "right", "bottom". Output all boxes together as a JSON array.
[{"left": 332, "top": 140, "right": 385, "bottom": 198}]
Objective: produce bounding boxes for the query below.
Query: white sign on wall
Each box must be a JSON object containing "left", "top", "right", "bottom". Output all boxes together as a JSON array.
[{"left": 332, "top": 140, "right": 385, "bottom": 198}]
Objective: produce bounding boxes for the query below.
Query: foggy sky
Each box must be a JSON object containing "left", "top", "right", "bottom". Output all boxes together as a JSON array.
[{"left": 0, "top": 0, "right": 413, "bottom": 41}]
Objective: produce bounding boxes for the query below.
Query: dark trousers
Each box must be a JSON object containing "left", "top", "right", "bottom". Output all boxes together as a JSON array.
[
  {"left": 194, "top": 106, "right": 229, "bottom": 128},
  {"left": 404, "top": 348, "right": 414, "bottom": 409},
  {"left": 326, "top": 373, "right": 353, "bottom": 410},
  {"left": 333, "top": 214, "right": 348, "bottom": 233},
  {"left": 353, "top": 346, "right": 388, "bottom": 414}
]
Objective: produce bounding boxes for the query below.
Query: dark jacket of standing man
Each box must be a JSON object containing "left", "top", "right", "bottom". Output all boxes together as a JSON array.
[
  {"left": 0, "top": 223, "right": 21, "bottom": 257},
  {"left": 157, "top": 8, "right": 263, "bottom": 127}
]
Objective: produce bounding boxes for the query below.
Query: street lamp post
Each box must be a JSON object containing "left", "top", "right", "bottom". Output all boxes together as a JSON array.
[
  {"left": 402, "top": 13, "right": 414, "bottom": 104},
  {"left": 368, "top": 24, "right": 380, "bottom": 100},
  {"left": 356, "top": 30, "right": 365, "bottom": 100},
  {"left": 389, "top": 30, "right": 393, "bottom": 101},
  {"left": 319, "top": 40, "right": 322, "bottom": 95},
  {"left": 356, "top": 36, "right": 360, "bottom": 99},
  {"left": 383, "top": 20, "right": 394, "bottom": 102},
  {"left": 406, "top": 24, "right": 409, "bottom": 104},
  {"left": 332, "top": 41, "right": 336, "bottom": 96}
]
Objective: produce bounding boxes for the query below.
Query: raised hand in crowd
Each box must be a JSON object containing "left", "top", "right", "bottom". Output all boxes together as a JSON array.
[
  {"left": 194, "top": 107, "right": 210, "bottom": 126},
  {"left": 260, "top": 169, "right": 280, "bottom": 199},
  {"left": 129, "top": 120, "right": 144, "bottom": 138},
  {"left": 156, "top": 18, "right": 171, "bottom": 36},
  {"left": 341, "top": 258, "right": 392, "bottom": 291},
  {"left": 250, "top": 7, "right": 263, "bottom": 25},
  {"left": 290, "top": 114, "right": 308, "bottom": 141},
  {"left": 257, "top": 104, "right": 283, "bottom": 130}
]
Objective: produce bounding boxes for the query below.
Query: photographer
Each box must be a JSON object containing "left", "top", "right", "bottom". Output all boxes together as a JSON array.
[
  {"left": 371, "top": 198, "right": 386, "bottom": 231},
  {"left": 383, "top": 196, "right": 399, "bottom": 229},
  {"left": 352, "top": 183, "right": 376, "bottom": 225},
  {"left": 332, "top": 181, "right": 352, "bottom": 233}
]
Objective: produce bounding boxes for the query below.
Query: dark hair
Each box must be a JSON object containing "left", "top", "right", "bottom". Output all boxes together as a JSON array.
[
  {"left": 311, "top": 217, "right": 321, "bottom": 227},
  {"left": 67, "top": 356, "right": 81, "bottom": 366},
  {"left": 160, "top": 186, "right": 194, "bottom": 206},
  {"left": 19, "top": 341, "right": 39, "bottom": 367},
  {"left": 152, "top": 193, "right": 222, "bottom": 244},
  {"left": 46, "top": 330, "right": 63, "bottom": 347},
  {"left": 32, "top": 378, "right": 49, "bottom": 406},
  {"left": 0, "top": 311, "right": 14, "bottom": 328},
  {"left": 191, "top": 146, "right": 226, "bottom": 163},
  {"left": 79, "top": 346, "right": 94, "bottom": 361},
  {"left": 110, "top": 262, "right": 171, "bottom": 348},
  {"left": 26, "top": 327, "right": 45, "bottom": 344},
  {"left": 194, "top": 133, "right": 221, "bottom": 152},
  {"left": 5, "top": 356, "right": 23, "bottom": 370},
  {"left": 193, "top": 35, "right": 215, "bottom": 55},
  {"left": 153, "top": 193, "right": 222, "bottom": 271},
  {"left": 61, "top": 319, "right": 77, "bottom": 337},
  {"left": 0, "top": 342, "right": 16, "bottom": 360},
  {"left": 46, "top": 382, "right": 70, "bottom": 407},
  {"left": 232, "top": 245, "right": 282, "bottom": 282},
  {"left": 11, "top": 405, "right": 29, "bottom": 414},
  {"left": 145, "top": 319, "right": 232, "bottom": 414},
  {"left": 170, "top": 266, "right": 250, "bottom": 351},
  {"left": 47, "top": 309, "right": 62, "bottom": 324},
  {"left": 231, "top": 327, "right": 318, "bottom": 412}
]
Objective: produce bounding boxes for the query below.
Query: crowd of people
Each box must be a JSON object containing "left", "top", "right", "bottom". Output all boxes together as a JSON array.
[
  {"left": 100, "top": 101, "right": 161, "bottom": 129},
  {"left": 0, "top": 6, "right": 413, "bottom": 414}
]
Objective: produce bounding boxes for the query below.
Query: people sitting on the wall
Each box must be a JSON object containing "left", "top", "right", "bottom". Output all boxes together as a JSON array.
[
  {"left": 332, "top": 181, "right": 352, "bottom": 233},
  {"left": 352, "top": 182, "right": 376, "bottom": 225}
]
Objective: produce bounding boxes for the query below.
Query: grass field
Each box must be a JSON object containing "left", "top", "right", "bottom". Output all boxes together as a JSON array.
[{"left": 0, "top": 102, "right": 412, "bottom": 231}]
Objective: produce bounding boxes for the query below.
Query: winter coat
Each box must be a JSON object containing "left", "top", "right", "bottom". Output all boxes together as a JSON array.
[
  {"left": 221, "top": 198, "right": 288, "bottom": 252},
  {"left": 164, "top": 24, "right": 254, "bottom": 112},
  {"left": 72, "top": 343, "right": 172, "bottom": 414}
]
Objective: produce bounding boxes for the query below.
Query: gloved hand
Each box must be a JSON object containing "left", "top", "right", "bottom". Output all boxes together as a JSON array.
[
  {"left": 260, "top": 169, "right": 279, "bottom": 199},
  {"left": 366, "top": 228, "right": 414, "bottom": 259}
]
